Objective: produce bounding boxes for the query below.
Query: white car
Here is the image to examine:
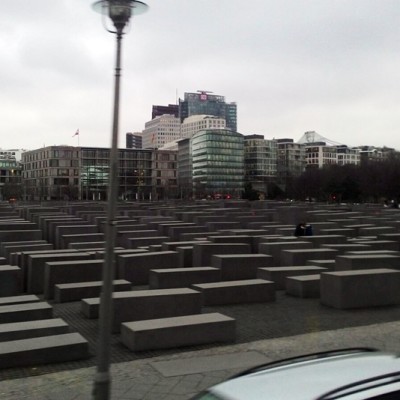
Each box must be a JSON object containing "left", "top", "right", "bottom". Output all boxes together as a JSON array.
[{"left": 191, "top": 348, "right": 400, "bottom": 400}]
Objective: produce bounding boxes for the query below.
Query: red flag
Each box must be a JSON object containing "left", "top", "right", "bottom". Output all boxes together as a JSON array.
[{"left": 72, "top": 129, "right": 79, "bottom": 137}]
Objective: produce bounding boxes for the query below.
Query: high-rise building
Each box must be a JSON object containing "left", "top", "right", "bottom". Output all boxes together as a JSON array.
[
  {"left": 179, "top": 91, "right": 237, "bottom": 132},
  {"left": 142, "top": 114, "right": 181, "bottom": 149},
  {"left": 336, "top": 145, "right": 360, "bottom": 166},
  {"left": 21, "top": 146, "right": 178, "bottom": 201},
  {"left": 181, "top": 115, "right": 226, "bottom": 139},
  {"left": 305, "top": 143, "right": 337, "bottom": 169},
  {"left": 276, "top": 139, "right": 306, "bottom": 191},
  {"left": 152, "top": 104, "right": 179, "bottom": 119},
  {"left": 177, "top": 138, "right": 192, "bottom": 199},
  {"left": 191, "top": 129, "right": 244, "bottom": 199},
  {"left": 126, "top": 132, "right": 142, "bottom": 149},
  {"left": 244, "top": 135, "right": 277, "bottom": 195},
  {"left": 0, "top": 150, "right": 22, "bottom": 201}
]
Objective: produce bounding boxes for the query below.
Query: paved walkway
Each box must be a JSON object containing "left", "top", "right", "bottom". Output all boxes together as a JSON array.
[{"left": 2, "top": 320, "right": 400, "bottom": 399}]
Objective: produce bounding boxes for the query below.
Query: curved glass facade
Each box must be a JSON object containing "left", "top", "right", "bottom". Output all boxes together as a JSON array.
[{"left": 191, "top": 129, "right": 244, "bottom": 198}]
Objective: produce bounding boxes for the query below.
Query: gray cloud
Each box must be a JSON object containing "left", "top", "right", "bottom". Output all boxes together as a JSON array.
[{"left": 1, "top": 0, "right": 400, "bottom": 149}]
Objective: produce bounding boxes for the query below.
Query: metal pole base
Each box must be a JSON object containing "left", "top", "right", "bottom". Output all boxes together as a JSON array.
[{"left": 93, "top": 371, "right": 111, "bottom": 400}]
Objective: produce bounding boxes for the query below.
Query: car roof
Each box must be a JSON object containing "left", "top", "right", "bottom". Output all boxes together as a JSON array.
[{"left": 208, "top": 349, "right": 400, "bottom": 400}]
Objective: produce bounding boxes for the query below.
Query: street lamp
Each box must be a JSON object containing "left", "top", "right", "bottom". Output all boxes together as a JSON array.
[{"left": 91, "top": 1, "right": 148, "bottom": 399}]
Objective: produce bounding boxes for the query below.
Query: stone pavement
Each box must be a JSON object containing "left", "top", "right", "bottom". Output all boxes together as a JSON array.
[{"left": 2, "top": 320, "right": 400, "bottom": 399}]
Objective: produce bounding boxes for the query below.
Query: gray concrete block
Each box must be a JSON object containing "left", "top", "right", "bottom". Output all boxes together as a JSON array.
[
  {"left": 3, "top": 243, "right": 54, "bottom": 264},
  {"left": 43, "top": 259, "right": 104, "bottom": 299},
  {"left": 335, "top": 254, "right": 400, "bottom": 271},
  {"left": 192, "top": 279, "right": 275, "bottom": 306},
  {"left": 193, "top": 243, "right": 251, "bottom": 267},
  {"left": 117, "top": 251, "right": 179, "bottom": 285},
  {"left": 0, "top": 318, "right": 69, "bottom": 341},
  {"left": 307, "top": 259, "right": 335, "bottom": 270},
  {"left": 0, "top": 223, "right": 38, "bottom": 231},
  {"left": 209, "top": 235, "right": 257, "bottom": 252},
  {"left": 176, "top": 246, "right": 193, "bottom": 267},
  {"left": 258, "top": 241, "right": 312, "bottom": 266},
  {"left": 121, "top": 313, "right": 236, "bottom": 351},
  {"left": 286, "top": 274, "right": 321, "bottom": 298},
  {"left": 281, "top": 248, "right": 339, "bottom": 266},
  {"left": 27, "top": 252, "right": 94, "bottom": 294},
  {"left": 320, "top": 243, "right": 371, "bottom": 254},
  {"left": 61, "top": 233, "right": 105, "bottom": 249},
  {"left": 257, "top": 266, "right": 327, "bottom": 290},
  {"left": 320, "top": 268, "right": 400, "bottom": 309},
  {"left": 350, "top": 240, "right": 399, "bottom": 251},
  {"left": 54, "top": 279, "right": 132, "bottom": 303},
  {"left": 125, "top": 236, "right": 169, "bottom": 249},
  {"left": 53, "top": 224, "right": 98, "bottom": 249},
  {"left": 302, "top": 235, "right": 347, "bottom": 248},
  {"left": 211, "top": 254, "right": 274, "bottom": 281},
  {"left": 0, "top": 332, "right": 90, "bottom": 369},
  {"left": 81, "top": 288, "right": 202, "bottom": 333},
  {"left": 358, "top": 226, "right": 397, "bottom": 236},
  {"left": 0, "top": 240, "right": 46, "bottom": 257},
  {"left": 161, "top": 241, "right": 209, "bottom": 252},
  {"left": 149, "top": 267, "right": 221, "bottom": 289},
  {"left": 0, "top": 265, "right": 23, "bottom": 296},
  {"left": 0, "top": 301, "right": 53, "bottom": 324},
  {"left": 0, "top": 294, "right": 40, "bottom": 306},
  {"left": 0, "top": 230, "right": 42, "bottom": 243}
]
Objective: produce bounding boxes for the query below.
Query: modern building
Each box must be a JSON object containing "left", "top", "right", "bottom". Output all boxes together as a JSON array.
[
  {"left": 304, "top": 143, "right": 338, "bottom": 169},
  {"left": 177, "top": 138, "right": 192, "bottom": 199},
  {"left": 152, "top": 149, "right": 178, "bottom": 200},
  {"left": 142, "top": 114, "right": 181, "bottom": 149},
  {"left": 181, "top": 115, "right": 226, "bottom": 139},
  {"left": 191, "top": 129, "right": 244, "bottom": 199},
  {"left": 244, "top": 135, "right": 277, "bottom": 195},
  {"left": 21, "top": 146, "right": 178, "bottom": 201},
  {"left": 179, "top": 91, "right": 237, "bottom": 132},
  {"left": 355, "top": 146, "right": 396, "bottom": 164},
  {"left": 152, "top": 104, "right": 179, "bottom": 119},
  {"left": 126, "top": 132, "right": 143, "bottom": 149},
  {"left": 336, "top": 145, "right": 360, "bottom": 166},
  {"left": 0, "top": 150, "right": 22, "bottom": 201},
  {"left": 276, "top": 139, "right": 306, "bottom": 190},
  {"left": 21, "top": 146, "right": 80, "bottom": 201}
]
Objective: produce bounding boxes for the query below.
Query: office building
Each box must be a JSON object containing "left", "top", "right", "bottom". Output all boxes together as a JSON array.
[
  {"left": 152, "top": 149, "right": 178, "bottom": 200},
  {"left": 276, "top": 139, "right": 306, "bottom": 190},
  {"left": 126, "top": 132, "right": 143, "bottom": 149},
  {"left": 142, "top": 114, "right": 181, "bottom": 149},
  {"left": 191, "top": 129, "right": 244, "bottom": 199},
  {"left": 181, "top": 115, "right": 226, "bottom": 139},
  {"left": 305, "top": 143, "right": 338, "bottom": 169},
  {"left": 0, "top": 150, "right": 22, "bottom": 201},
  {"left": 177, "top": 138, "right": 192, "bottom": 199},
  {"left": 152, "top": 104, "right": 179, "bottom": 119},
  {"left": 179, "top": 91, "right": 237, "bottom": 132},
  {"left": 21, "top": 146, "right": 178, "bottom": 201},
  {"left": 244, "top": 135, "right": 277, "bottom": 195},
  {"left": 21, "top": 146, "right": 80, "bottom": 201}
]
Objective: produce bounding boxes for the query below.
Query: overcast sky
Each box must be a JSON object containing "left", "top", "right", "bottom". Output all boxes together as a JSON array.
[{"left": 2, "top": 0, "right": 400, "bottom": 150}]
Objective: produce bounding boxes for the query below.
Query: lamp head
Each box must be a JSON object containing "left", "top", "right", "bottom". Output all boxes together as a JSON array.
[{"left": 92, "top": 0, "right": 148, "bottom": 33}]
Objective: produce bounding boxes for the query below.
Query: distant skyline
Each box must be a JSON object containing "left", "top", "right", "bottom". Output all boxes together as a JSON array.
[{"left": 1, "top": 0, "right": 400, "bottom": 150}]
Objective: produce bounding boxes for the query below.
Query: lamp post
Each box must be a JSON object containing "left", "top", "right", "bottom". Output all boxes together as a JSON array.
[{"left": 91, "top": 1, "right": 148, "bottom": 399}]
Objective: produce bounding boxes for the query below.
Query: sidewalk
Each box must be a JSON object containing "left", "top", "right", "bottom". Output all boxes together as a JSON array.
[{"left": 2, "top": 320, "right": 400, "bottom": 400}]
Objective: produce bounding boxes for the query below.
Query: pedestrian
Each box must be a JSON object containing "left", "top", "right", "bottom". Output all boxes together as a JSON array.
[{"left": 294, "top": 222, "right": 313, "bottom": 237}]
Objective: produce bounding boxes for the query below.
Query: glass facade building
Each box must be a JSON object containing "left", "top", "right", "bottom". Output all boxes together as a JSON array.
[
  {"left": 179, "top": 91, "right": 237, "bottom": 132},
  {"left": 244, "top": 135, "right": 277, "bottom": 195},
  {"left": 22, "top": 146, "right": 178, "bottom": 201},
  {"left": 191, "top": 129, "right": 244, "bottom": 199}
]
